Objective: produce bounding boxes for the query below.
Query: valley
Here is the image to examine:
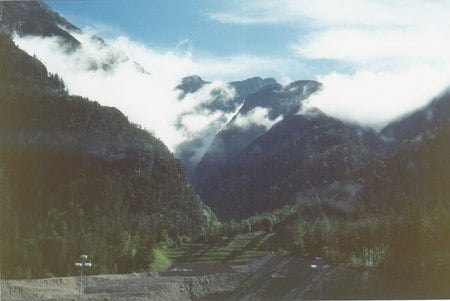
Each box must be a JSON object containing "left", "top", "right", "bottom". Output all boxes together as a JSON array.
[{"left": 1, "top": 1, "right": 450, "bottom": 300}]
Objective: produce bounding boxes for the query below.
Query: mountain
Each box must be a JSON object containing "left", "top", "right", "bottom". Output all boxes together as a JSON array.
[
  {"left": 193, "top": 80, "right": 322, "bottom": 187},
  {"left": 0, "top": 0, "right": 80, "bottom": 47},
  {"left": 356, "top": 90, "right": 450, "bottom": 210},
  {"left": 229, "top": 76, "right": 278, "bottom": 105},
  {"left": 191, "top": 80, "right": 384, "bottom": 219},
  {"left": 358, "top": 123, "right": 450, "bottom": 210},
  {"left": 0, "top": 0, "right": 142, "bottom": 75},
  {"left": 381, "top": 90, "right": 450, "bottom": 146},
  {"left": 2, "top": 0, "right": 450, "bottom": 292},
  {"left": 176, "top": 75, "right": 277, "bottom": 116},
  {"left": 192, "top": 74, "right": 450, "bottom": 220},
  {"left": 174, "top": 75, "right": 277, "bottom": 177},
  {"left": 195, "top": 111, "right": 380, "bottom": 219},
  {"left": 0, "top": 32, "right": 215, "bottom": 279},
  {"left": 348, "top": 88, "right": 450, "bottom": 213},
  {"left": 176, "top": 75, "right": 209, "bottom": 98}
]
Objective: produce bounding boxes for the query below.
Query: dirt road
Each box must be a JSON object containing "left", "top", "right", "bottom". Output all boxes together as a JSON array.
[{"left": 2, "top": 255, "right": 449, "bottom": 300}]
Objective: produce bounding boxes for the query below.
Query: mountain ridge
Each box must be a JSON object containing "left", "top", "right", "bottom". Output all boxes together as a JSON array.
[
  {"left": 0, "top": 31, "right": 215, "bottom": 278},
  {"left": 174, "top": 75, "right": 279, "bottom": 177},
  {"left": 0, "top": 0, "right": 80, "bottom": 47},
  {"left": 4, "top": 0, "right": 450, "bottom": 228}
]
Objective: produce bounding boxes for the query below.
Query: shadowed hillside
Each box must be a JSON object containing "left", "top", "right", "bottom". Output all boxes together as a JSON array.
[{"left": 0, "top": 33, "right": 215, "bottom": 279}]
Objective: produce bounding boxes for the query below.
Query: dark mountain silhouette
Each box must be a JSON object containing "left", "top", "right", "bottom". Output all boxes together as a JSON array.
[
  {"left": 176, "top": 75, "right": 209, "bottom": 98},
  {"left": 0, "top": 32, "right": 214, "bottom": 278},
  {"left": 0, "top": 0, "right": 138, "bottom": 74},
  {"left": 195, "top": 110, "right": 380, "bottom": 219},
  {"left": 381, "top": 90, "right": 450, "bottom": 147},
  {"left": 192, "top": 75, "right": 450, "bottom": 220},
  {"left": 193, "top": 81, "right": 323, "bottom": 184},
  {"left": 351, "top": 89, "right": 450, "bottom": 211},
  {"left": 0, "top": 0, "right": 80, "bottom": 47},
  {"left": 1, "top": 1, "right": 450, "bottom": 294}
]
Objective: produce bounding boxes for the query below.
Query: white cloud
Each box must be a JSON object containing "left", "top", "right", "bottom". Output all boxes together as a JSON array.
[
  {"left": 13, "top": 0, "right": 450, "bottom": 152},
  {"left": 293, "top": 28, "right": 450, "bottom": 67},
  {"left": 303, "top": 68, "right": 450, "bottom": 129},
  {"left": 210, "top": 0, "right": 450, "bottom": 128},
  {"left": 13, "top": 30, "right": 283, "bottom": 152},
  {"left": 210, "top": 0, "right": 450, "bottom": 28},
  {"left": 233, "top": 107, "right": 282, "bottom": 129},
  {"left": 176, "top": 81, "right": 237, "bottom": 135}
]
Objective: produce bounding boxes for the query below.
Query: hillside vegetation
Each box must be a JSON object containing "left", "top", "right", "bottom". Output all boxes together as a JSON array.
[
  {"left": 0, "top": 34, "right": 215, "bottom": 279},
  {"left": 201, "top": 121, "right": 450, "bottom": 283}
]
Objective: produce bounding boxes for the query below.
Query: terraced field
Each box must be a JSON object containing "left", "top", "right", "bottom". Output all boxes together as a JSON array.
[{"left": 164, "top": 231, "right": 276, "bottom": 264}]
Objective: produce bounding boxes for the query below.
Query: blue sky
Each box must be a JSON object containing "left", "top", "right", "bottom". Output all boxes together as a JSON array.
[
  {"left": 47, "top": 0, "right": 296, "bottom": 56},
  {"left": 44, "top": 0, "right": 450, "bottom": 87},
  {"left": 46, "top": 0, "right": 351, "bottom": 81},
  {"left": 17, "top": 1, "right": 450, "bottom": 151}
]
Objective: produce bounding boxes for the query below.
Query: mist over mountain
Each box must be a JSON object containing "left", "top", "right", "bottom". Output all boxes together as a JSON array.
[
  {"left": 175, "top": 75, "right": 278, "bottom": 177},
  {"left": 196, "top": 80, "right": 322, "bottom": 171},
  {"left": 1, "top": 2, "right": 450, "bottom": 296},
  {"left": 192, "top": 78, "right": 385, "bottom": 219},
  {"left": 381, "top": 90, "right": 450, "bottom": 146},
  {"left": 0, "top": 0, "right": 80, "bottom": 47},
  {"left": 190, "top": 73, "right": 450, "bottom": 220},
  {"left": 3, "top": 0, "right": 449, "bottom": 221},
  {"left": 2, "top": 1, "right": 288, "bottom": 163},
  {"left": 1, "top": 3, "right": 450, "bottom": 293},
  {"left": 356, "top": 122, "right": 450, "bottom": 212},
  {"left": 0, "top": 30, "right": 214, "bottom": 278}
]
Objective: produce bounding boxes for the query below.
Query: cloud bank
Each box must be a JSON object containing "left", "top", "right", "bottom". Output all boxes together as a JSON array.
[
  {"left": 14, "top": 29, "right": 284, "bottom": 154},
  {"left": 14, "top": 0, "right": 450, "bottom": 158},
  {"left": 303, "top": 67, "right": 450, "bottom": 129},
  {"left": 210, "top": 0, "right": 450, "bottom": 128},
  {"left": 233, "top": 107, "right": 282, "bottom": 130}
]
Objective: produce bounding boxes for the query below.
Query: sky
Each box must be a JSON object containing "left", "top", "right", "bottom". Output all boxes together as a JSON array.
[
  {"left": 46, "top": 1, "right": 303, "bottom": 60},
  {"left": 14, "top": 0, "right": 450, "bottom": 153},
  {"left": 45, "top": 0, "right": 318, "bottom": 82}
]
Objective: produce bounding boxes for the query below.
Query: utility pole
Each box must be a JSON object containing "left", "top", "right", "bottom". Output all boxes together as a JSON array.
[
  {"left": 0, "top": 247, "right": 2, "bottom": 301},
  {"left": 75, "top": 255, "right": 92, "bottom": 301},
  {"left": 0, "top": 221, "right": 3, "bottom": 301}
]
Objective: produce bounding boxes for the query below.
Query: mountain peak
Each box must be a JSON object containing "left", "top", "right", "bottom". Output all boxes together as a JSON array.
[
  {"left": 176, "top": 75, "right": 209, "bottom": 97},
  {"left": 238, "top": 79, "right": 322, "bottom": 119},
  {"left": 0, "top": 0, "right": 80, "bottom": 47},
  {"left": 230, "top": 76, "right": 277, "bottom": 99},
  {"left": 284, "top": 80, "right": 322, "bottom": 95}
]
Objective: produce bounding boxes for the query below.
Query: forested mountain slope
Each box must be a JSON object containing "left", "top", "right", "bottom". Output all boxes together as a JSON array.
[
  {"left": 0, "top": 34, "right": 214, "bottom": 279},
  {"left": 381, "top": 90, "right": 450, "bottom": 148},
  {"left": 193, "top": 80, "right": 384, "bottom": 219}
]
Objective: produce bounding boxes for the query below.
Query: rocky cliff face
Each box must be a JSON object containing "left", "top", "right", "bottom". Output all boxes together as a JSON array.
[{"left": 0, "top": 0, "right": 80, "bottom": 47}]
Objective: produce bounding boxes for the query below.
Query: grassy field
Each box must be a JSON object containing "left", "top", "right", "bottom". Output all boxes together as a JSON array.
[{"left": 164, "top": 231, "right": 279, "bottom": 264}]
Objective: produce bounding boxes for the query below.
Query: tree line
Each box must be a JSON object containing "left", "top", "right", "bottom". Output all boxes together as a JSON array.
[{"left": 0, "top": 33, "right": 213, "bottom": 279}]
